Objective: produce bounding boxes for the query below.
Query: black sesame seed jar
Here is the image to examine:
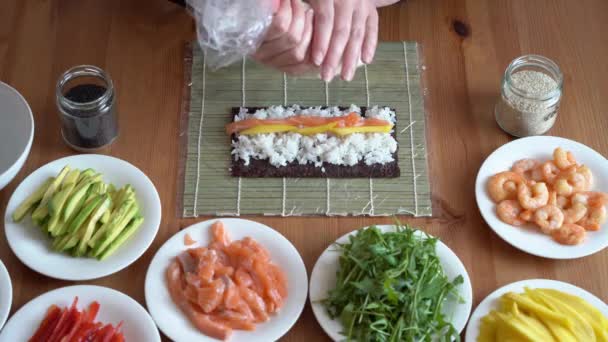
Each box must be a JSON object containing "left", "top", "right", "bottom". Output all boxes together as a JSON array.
[{"left": 56, "top": 65, "right": 119, "bottom": 151}]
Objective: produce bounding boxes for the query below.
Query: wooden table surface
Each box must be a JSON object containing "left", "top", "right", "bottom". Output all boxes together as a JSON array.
[{"left": 1, "top": 0, "right": 607, "bottom": 340}]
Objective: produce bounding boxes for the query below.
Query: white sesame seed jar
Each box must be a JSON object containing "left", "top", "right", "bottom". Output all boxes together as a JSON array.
[{"left": 495, "top": 55, "right": 563, "bottom": 137}]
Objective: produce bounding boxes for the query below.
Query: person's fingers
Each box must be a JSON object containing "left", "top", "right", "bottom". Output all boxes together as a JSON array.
[
  {"left": 361, "top": 7, "right": 378, "bottom": 64},
  {"left": 264, "top": 9, "right": 314, "bottom": 67},
  {"left": 255, "top": 0, "right": 306, "bottom": 61},
  {"left": 265, "top": 0, "right": 292, "bottom": 41},
  {"left": 321, "top": 1, "right": 354, "bottom": 81},
  {"left": 280, "top": 63, "right": 316, "bottom": 76},
  {"left": 308, "top": 0, "right": 334, "bottom": 66},
  {"left": 340, "top": 8, "right": 367, "bottom": 81}
]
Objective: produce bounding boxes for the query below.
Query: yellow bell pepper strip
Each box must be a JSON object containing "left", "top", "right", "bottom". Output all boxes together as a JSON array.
[
  {"left": 240, "top": 124, "right": 297, "bottom": 135},
  {"left": 331, "top": 125, "right": 393, "bottom": 136}
]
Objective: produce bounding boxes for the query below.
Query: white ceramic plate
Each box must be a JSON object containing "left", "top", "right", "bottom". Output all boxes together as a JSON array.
[
  {"left": 0, "top": 285, "right": 160, "bottom": 341},
  {"left": 475, "top": 136, "right": 608, "bottom": 259},
  {"left": 310, "top": 225, "right": 473, "bottom": 341},
  {"left": 145, "top": 218, "right": 308, "bottom": 342},
  {"left": 0, "top": 259, "right": 12, "bottom": 331},
  {"left": 465, "top": 278, "right": 608, "bottom": 342},
  {"left": 4, "top": 154, "right": 161, "bottom": 280},
  {"left": 0, "top": 81, "right": 34, "bottom": 190}
]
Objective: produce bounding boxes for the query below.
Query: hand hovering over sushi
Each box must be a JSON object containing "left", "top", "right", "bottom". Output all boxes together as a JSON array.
[{"left": 253, "top": 0, "right": 400, "bottom": 81}]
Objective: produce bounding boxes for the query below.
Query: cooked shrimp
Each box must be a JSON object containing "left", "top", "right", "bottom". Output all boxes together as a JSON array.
[
  {"left": 563, "top": 202, "right": 588, "bottom": 224},
  {"left": 547, "top": 191, "right": 556, "bottom": 206},
  {"left": 517, "top": 182, "right": 549, "bottom": 210},
  {"left": 556, "top": 195, "right": 570, "bottom": 209},
  {"left": 541, "top": 161, "right": 560, "bottom": 184},
  {"left": 553, "top": 147, "right": 577, "bottom": 170},
  {"left": 578, "top": 205, "right": 607, "bottom": 231},
  {"left": 497, "top": 200, "right": 525, "bottom": 226},
  {"left": 534, "top": 205, "right": 564, "bottom": 234},
  {"left": 571, "top": 191, "right": 608, "bottom": 207},
  {"left": 556, "top": 166, "right": 587, "bottom": 194},
  {"left": 551, "top": 223, "right": 586, "bottom": 245},
  {"left": 554, "top": 179, "right": 574, "bottom": 197},
  {"left": 512, "top": 159, "right": 541, "bottom": 179},
  {"left": 519, "top": 209, "right": 534, "bottom": 222},
  {"left": 577, "top": 165, "right": 593, "bottom": 189},
  {"left": 487, "top": 171, "right": 525, "bottom": 203},
  {"left": 530, "top": 167, "right": 545, "bottom": 182}
]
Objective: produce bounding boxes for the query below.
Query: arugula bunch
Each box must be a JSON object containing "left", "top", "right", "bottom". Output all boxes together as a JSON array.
[{"left": 323, "top": 224, "right": 463, "bottom": 342}]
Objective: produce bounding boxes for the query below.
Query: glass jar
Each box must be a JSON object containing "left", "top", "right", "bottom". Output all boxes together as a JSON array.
[
  {"left": 495, "top": 55, "right": 563, "bottom": 137},
  {"left": 56, "top": 65, "right": 119, "bottom": 151}
]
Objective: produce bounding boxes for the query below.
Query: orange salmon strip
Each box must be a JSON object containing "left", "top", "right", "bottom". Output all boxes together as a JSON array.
[{"left": 225, "top": 112, "right": 391, "bottom": 135}]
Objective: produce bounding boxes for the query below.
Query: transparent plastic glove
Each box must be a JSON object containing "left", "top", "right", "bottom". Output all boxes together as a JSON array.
[{"left": 187, "top": 0, "right": 278, "bottom": 70}]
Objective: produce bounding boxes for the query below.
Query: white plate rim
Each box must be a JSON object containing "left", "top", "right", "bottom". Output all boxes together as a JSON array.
[
  {"left": 144, "top": 218, "right": 308, "bottom": 342},
  {"left": 3, "top": 154, "right": 162, "bottom": 280},
  {"left": 464, "top": 278, "right": 608, "bottom": 342},
  {"left": 475, "top": 136, "right": 608, "bottom": 259},
  {"left": 0, "top": 284, "right": 160, "bottom": 341},
  {"left": 0, "top": 259, "right": 12, "bottom": 331},
  {"left": 309, "top": 224, "right": 473, "bottom": 341},
  {"left": 0, "top": 80, "right": 34, "bottom": 177}
]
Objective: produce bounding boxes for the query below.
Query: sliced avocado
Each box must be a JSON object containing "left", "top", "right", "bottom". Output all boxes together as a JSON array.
[
  {"left": 92, "top": 202, "right": 138, "bottom": 257},
  {"left": 63, "top": 179, "right": 97, "bottom": 221},
  {"left": 76, "top": 169, "right": 95, "bottom": 183},
  {"left": 31, "top": 166, "right": 71, "bottom": 222},
  {"left": 98, "top": 216, "right": 144, "bottom": 260},
  {"left": 66, "top": 195, "right": 104, "bottom": 234},
  {"left": 87, "top": 199, "right": 135, "bottom": 248},
  {"left": 12, "top": 178, "right": 54, "bottom": 222},
  {"left": 75, "top": 194, "right": 111, "bottom": 256},
  {"left": 47, "top": 169, "right": 81, "bottom": 224}
]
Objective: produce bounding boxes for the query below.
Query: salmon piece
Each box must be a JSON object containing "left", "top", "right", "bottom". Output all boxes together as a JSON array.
[
  {"left": 253, "top": 260, "right": 284, "bottom": 311},
  {"left": 239, "top": 286, "right": 269, "bottom": 322},
  {"left": 223, "top": 278, "right": 241, "bottom": 310},
  {"left": 167, "top": 261, "right": 232, "bottom": 340},
  {"left": 241, "top": 237, "right": 270, "bottom": 262},
  {"left": 184, "top": 233, "right": 196, "bottom": 246},
  {"left": 234, "top": 268, "right": 253, "bottom": 288},
  {"left": 268, "top": 264, "right": 288, "bottom": 298},
  {"left": 211, "top": 221, "right": 230, "bottom": 246},
  {"left": 211, "top": 312, "right": 256, "bottom": 331},
  {"left": 197, "top": 279, "right": 226, "bottom": 313},
  {"left": 214, "top": 265, "right": 234, "bottom": 277}
]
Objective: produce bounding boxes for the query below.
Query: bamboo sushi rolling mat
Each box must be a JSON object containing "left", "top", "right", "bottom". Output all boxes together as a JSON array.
[{"left": 181, "top": 42, "right": 432, "bottom": 217}]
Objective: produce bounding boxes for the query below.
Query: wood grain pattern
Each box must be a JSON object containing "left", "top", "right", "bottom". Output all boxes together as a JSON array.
[{"left": 0, "top": 0, "right": 607, "bottom": 340}]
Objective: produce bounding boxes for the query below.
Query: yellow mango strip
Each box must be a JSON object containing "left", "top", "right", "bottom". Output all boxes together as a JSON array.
[
  {"left": 503, "top": 292, "right": 572, "bottom": 328},
  {"left": 297, "top": 122, "right": 338, "bottom": 135},
  {"left": 526, "top": 289, "right": 596, "bottom": 341},
  {"left": 331, "top": 125, "right": 393, "bottom": 136},
  {"left": 240, "top": 124, "right": 297, "bottom": 135}
]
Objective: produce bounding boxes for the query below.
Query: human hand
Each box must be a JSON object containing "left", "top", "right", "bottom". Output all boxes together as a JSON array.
[
  {"left": 253, "top": 0, "right": 316, "bottom": 75},
  {"left": 308, "top": 0, "right": 379, "bottom": 81}
]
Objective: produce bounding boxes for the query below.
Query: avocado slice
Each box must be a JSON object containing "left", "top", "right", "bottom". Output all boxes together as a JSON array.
[
  {"left": 98, "top": 215, "right": 144, "bottom": 260},
  {"left": 62, "top": 178, "right": 99, "bottom": 221},
  {"left": 47, "top": 170, "right": 82, "bottom": 234},
  {"left": 66, "top": 195, "right": 104, "bottom": 234},
  {"left": 92, "top": 202, "right": 138, "bottom": 257},
  {"left": 74, "top": 194, "right": 111, "bottom": 256},
  {"left": 31, "top": 166, "right": 71, "bottom": 222},
  {"left": 12, "top": 178, "right": 54, "bottom": 222},
  {"left": 87, "top": 199, "right": 135, "bottom": 248}
]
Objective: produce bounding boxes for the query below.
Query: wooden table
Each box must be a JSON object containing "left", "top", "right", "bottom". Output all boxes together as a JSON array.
[{"left": 1, "top": 0, "right": 607, "bottom": 340}]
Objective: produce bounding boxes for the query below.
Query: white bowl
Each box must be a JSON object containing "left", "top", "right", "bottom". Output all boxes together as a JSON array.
[
  {"left": 4, "top": 154, "right": 162, "bottom": 280},
  {"left": 475, "top": 136, "right": 608, "bottom": 259},
  {"left": 310, "top": 225, "right": 473, "bottom": 341},
  {"left": 0, "top": 81, "right": 34, "bottom": 191},
  {"left": 465, "top": 279, "right": 608, "bottom": 342},
  {"left": 145, "top": 218, "right": 308, "bottom": 342}
]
